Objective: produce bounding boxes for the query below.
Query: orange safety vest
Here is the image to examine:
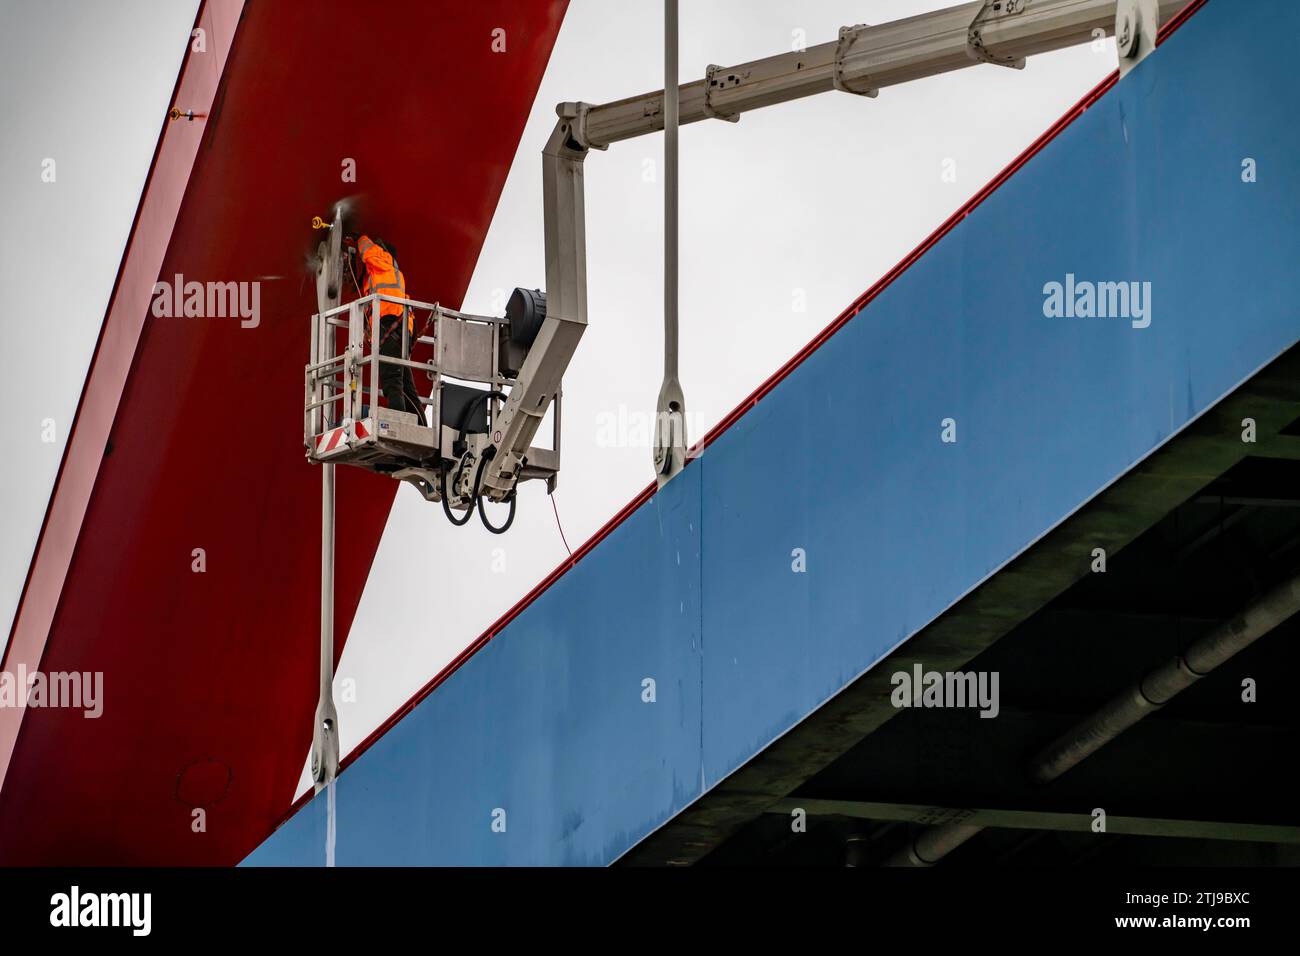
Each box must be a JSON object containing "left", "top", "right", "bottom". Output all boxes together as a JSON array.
[{"left": 356, "top": 235, "right": 411, "bottom": 332}]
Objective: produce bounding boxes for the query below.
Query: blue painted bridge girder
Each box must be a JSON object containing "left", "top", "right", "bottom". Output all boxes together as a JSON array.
[{"left": 246, "top": 0, "right": 1300, "bottom": 866}]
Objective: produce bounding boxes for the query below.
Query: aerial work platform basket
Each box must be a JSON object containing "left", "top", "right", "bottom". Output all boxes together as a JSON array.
[{"left": 303, "top": 292, "right": 561, "bottom": 506}]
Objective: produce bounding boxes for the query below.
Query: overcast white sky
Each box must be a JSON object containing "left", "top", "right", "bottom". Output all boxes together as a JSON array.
[
  {"left": 0, "top": 0, "right": 1118, "bottom": 797},
  {"left": 0, "top": 0, "right": 200, "bottom": 642}
]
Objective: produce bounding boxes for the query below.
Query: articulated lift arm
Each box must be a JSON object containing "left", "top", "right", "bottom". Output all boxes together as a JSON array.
[
  {"left": 478, "top": 119, "right": 589, "bottom": 500},
  {"left": 485, "top": 0, "right": 1178, "bottom": 492},
  {"left": 573, "top": 0, "right": 1177, "bottom": 151}
]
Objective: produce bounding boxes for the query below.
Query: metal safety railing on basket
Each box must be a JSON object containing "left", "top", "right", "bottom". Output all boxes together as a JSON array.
[{"left": 305, "top": 292, "right": 526, "bottom": 457}]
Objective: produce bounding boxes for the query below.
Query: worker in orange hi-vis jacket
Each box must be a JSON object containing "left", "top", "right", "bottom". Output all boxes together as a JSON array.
[{"left": 349, "top": 233, "right": 422, "bottom": 420}]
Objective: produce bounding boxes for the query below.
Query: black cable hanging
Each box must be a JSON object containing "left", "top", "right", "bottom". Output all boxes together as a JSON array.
[{"left": 440, "top": 389, "right": 515, "bottom": 531}]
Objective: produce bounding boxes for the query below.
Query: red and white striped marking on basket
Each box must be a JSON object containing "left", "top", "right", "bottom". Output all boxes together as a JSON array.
[
  {"left": 316, "top": 425, "right": 349, "bottom": 454},
  {"left": 315, "top": 419, "right": 371, "bottom": 456}
]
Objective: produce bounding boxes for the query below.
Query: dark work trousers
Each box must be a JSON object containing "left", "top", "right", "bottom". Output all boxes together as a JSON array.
[{"left": 378, "top": 315, "right": 422, "bottom": 421}]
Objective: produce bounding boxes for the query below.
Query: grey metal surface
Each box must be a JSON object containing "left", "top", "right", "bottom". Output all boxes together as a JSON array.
[
  {"left": 574, "top": 0, "right": 1189, "bottom": 149},
  {"left": 310, "top": 209, "right": 345, "bottom": 795},
  {"left": 436, "top": 318, "right": 496, "bottom": 382},
  {"left": 1117, "top": 0, "right": 1160, "bottom": 76},
  {"left": 311, "top": 459, "right": 340, "bottom": 793},
  {"left": 654, "top": 0, "right": 688, "bottom": 488},
  {"left": 478, "top": 116, "right": 589, "bottom": 500}
]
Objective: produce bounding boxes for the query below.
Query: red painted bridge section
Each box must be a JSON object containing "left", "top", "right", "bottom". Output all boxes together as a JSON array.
[{"left": 0, "top": 0, "right": 567, "bottom": 865}]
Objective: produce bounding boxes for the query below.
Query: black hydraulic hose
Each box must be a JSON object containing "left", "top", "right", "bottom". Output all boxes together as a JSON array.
[
  {"left": 439, "top": 460, "right": 478, "bottom": 527},
  {"left": 440, "top": 390, "right": 515, "bottom": 531},
  {"left": 459, "top": 390, "right": 508, "bottom": 435},
  {"left": 469, "top": 447, "right": 517, "bottom": 534},
  {"left": 478, "top": 484, "right": 516, "bottom": 535}
]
